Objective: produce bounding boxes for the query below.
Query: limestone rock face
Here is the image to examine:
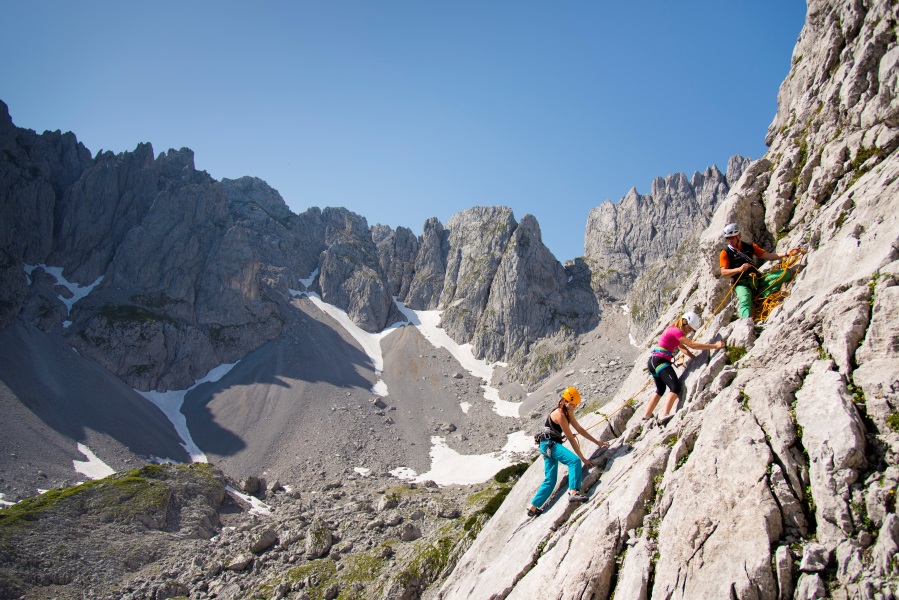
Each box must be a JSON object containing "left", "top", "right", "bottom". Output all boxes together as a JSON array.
[
  {"left": 0, "top": 121, "right": 405, "bottom": 389},
  {"left": 50, "top": 144, "right": 175, "bottom": 284},
  {"left": 387, "top": 208, "right": 601, "bottom": 384},
  {"left": 403, "top": 217, "right": 448, "bottom": 310},
  {"left": 63, "top": 151, "right": 287, "bottom": 391},
  {"left": 439, "top": 1, "right": 899, "bottom": 598},
  {"left": 372, "top": 223, "right": 418, "bottom": 302},
  {"left": 0, "top": 100, "right": 93, "bottom": 264},
  {"left": 317, "top": 207, "right": 399, "bottom": 333},
  {"left": 0, "top": 119, "right": 308, "bottom": 390},
  {"left": 221, "top": 176, "right": 320, "bottom": 280},
  {"left": 0, "top": 100, "right": 93, "bottom": 327},
  {"left": 795, "top": 361, "right": 867, "bottom": 547},
  {"left": 583, "top": 159, "right": 745, "bottom": 342},
  {"left": 471, "top": 215, "right": 598, "bottom": 366},
  {"left": 437, "top": 206, "right": 518, "bottom": 343}
]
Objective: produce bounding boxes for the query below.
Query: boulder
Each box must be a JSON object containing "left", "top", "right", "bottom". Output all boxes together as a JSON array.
[
  {"left": 305, "top": 521, "right": 333, "bottom": 559},
  {"left": 795, "top": 361, "right": 867, "bottom": 548}
]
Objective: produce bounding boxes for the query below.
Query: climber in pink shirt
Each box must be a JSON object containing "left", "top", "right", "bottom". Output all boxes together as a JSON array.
[{"left": 643, "top": 312, "right": 724, "bottom": 424}]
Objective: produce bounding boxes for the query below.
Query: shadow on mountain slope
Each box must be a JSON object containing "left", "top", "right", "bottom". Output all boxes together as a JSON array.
[
  {"left": 181, "top": 299, "right": 387, "bottom": 479},
  {"left": 0, "top": 321, "right": 191, "bottom": 500}
]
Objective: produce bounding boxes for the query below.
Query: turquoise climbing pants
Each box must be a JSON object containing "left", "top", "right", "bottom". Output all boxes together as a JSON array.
[{"left": 531, "top": 440, "right": 582, "bottom": 509}]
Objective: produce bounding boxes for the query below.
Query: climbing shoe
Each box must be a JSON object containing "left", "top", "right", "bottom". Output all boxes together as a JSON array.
[
  {"left": 527, "top": 506, "right": 543, "bottom": 518},
  {"left": 568, "top": 494, "right": 588, "bottom": 503},
  {"left": 659, "top": 414, "right": 674, "bottom": 426}
]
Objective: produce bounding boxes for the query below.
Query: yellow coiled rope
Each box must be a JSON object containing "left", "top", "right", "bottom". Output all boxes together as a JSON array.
[{"left": 751, "top": 250, "right": 806, "bottom": 322}]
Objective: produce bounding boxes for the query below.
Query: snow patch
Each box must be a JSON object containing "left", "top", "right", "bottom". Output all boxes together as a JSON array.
[
  {"left": 226, "top": 485, "right": 272, "bottom": 516},
  {"left": 459, "top": 402, "right": 471, "bottom": 414},
  {"left": 354, "top": 467, "right": 371, "bottom": 477},
  {"left": 394, "top": 299, "right": 522, "bottom": 418},
  {"left": 302, "top": 292, "right": 403, "bottom": 372},
  {"left": 392, "top": 431, "right": 534, "bottom": 486},
  {"left": 299, "top": 268, "right": 319, "bottom": 289},
  {"left": 0, "top": 493, "right": 14, "bottom": 507},
  {"left": 23, "top": 263, "right": 104, "bottom": 323},
  {"left": 137, "top": 362, "right": 239, "bottom": 462},
  {"left": 72, "top": 443, "right": 116, "bottom": 479},
  {"left": 389, "top": 466, "right": 418, "bottom": 481},
  {"left": 481, "top": 385, "right": 521, "bottom": 418},
  {"left": 291, "top": 284, "right": 402, "bottom": 396}
]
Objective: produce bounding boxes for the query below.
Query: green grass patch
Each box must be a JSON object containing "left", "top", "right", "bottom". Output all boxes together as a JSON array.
[
  {"left": 479, "top": 487, "right": 513, "bottom": 518},
  {"left": 805, "top": 486, "right": 817, "bottom": 513},
  {"left": 282, "top": 559, "right": 339, "bottom": 600},
  {"left": 725, "top": 346, "right": 747, "bottom": 365},
  {"left": 392, "top": 534, "right": 459, "bottom": 593},
  {"left": 493, "top": 462, "right": 530, "bottom": 484},
  {"left": 886, "top": 412, "right": 899, "bottom": 433},
  {"left": 0, "top": 467, "right": 175, "bottom": 532},
  {"left": 626, "top": 425, "right": 643, "bottom": 445}
]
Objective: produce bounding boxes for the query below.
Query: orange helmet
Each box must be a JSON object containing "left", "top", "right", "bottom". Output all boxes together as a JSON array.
[{"left": 561, "top": 387, "right": 581, "bottom": 405}]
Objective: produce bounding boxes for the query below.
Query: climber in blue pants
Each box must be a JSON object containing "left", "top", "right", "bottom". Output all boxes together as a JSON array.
[{"left": 527, "top": 387, "right": 609, "bottom": 517}]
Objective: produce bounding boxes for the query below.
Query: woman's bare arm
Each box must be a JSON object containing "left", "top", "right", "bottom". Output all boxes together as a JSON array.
[
  {"left": 568, "top": 413, "right": 607, "bottom": 448},
  {"left": 681, "top": 338, "right": 725, "bottom": 352}
]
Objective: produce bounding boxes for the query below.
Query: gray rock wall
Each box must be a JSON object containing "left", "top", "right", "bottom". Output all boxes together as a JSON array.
[
  {"left": 372, "top": 223, "right": 418, "bottom": 301},
  {"left": 583, "top": 157, "right": 747, "bottom": 343},
  {"left": 404, "top": 216, "right": 449, "bottom": 309},
  {"left": 317, "top": 207, "right": 399, "bottom": 333},
  {"left": 472, "top": 215, "right": 598, "bottom": 367},
  {"left": 0, "top": 122, "right": 315, "bottom": 389},
  {"left": 437, "top": 206, "right": 518, "bottom": 342}
]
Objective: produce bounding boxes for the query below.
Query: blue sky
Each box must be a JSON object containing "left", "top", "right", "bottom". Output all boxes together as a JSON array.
[{"left": 1, "top": 1, "right": 806, "bottom": 262}]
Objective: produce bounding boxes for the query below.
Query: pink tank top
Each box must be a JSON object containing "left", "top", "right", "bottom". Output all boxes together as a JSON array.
[{"left": 655, "top": 326, "right": 684, "bottom": 354}]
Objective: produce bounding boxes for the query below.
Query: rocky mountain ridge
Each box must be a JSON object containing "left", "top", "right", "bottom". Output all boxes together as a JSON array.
[
  {"left": 583, "top": 156, "right": 751, "bottom": 343},
  {"left": 1, "top": 102, "right": 747, "bottom": 392}
]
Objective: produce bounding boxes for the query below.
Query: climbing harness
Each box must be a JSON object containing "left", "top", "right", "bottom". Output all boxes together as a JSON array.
[
  {"left": 534, "top": 410, "right": 564, "bottom": 445},
  {"left": 534, "top": 427, "right": 562, "bottom": 445},
  {"left": 649, "top": 359, "right": 673, "bottom": 376}
]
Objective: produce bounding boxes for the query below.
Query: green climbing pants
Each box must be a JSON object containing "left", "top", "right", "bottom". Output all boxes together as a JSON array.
[{"left": 734, "top": 269, "right": 794, "bottom": 319}]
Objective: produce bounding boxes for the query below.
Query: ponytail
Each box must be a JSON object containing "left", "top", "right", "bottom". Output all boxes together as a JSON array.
[{"left": 556, "top": 397, "right": 571, "bottom": 421}]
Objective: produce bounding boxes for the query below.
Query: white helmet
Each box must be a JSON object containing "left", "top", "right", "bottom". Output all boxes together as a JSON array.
[
  {"left": 683, "top": 312, "right": 702, "bottom": 331},
  {"left": 723, "top": 223, "right": 740, "bottom": 238}
]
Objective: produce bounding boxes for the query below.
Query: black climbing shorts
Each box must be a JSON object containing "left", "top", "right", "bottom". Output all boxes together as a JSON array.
[{"left": 648, "top": 356, "right": 681, "bottom": 396}]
